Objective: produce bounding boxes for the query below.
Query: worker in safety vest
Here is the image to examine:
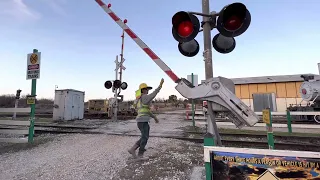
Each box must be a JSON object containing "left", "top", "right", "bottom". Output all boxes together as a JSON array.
[{"left": 128, "top": 78, "right": 164, "bottom": 158}]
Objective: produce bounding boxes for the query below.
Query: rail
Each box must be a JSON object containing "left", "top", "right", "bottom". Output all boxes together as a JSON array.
[{"left": 0, "top": 107, "right": 33, "bottom": 143}]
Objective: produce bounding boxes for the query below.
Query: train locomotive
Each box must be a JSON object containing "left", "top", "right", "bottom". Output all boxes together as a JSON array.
[{"left": 287, "top": 74, "right": 320, "bottom": 123}]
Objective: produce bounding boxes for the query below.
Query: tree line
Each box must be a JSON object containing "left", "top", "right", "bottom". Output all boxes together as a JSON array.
[{"left": 0, "top": 94, "right": 203, "bottom": 108}]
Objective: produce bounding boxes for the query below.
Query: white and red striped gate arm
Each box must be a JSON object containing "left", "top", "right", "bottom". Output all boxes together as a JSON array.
[{"left": 95, "top": 0, "right": 179, "bottom": 83}]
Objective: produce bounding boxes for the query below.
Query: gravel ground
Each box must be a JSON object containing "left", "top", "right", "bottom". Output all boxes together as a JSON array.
[
  {"left": 0, "top": 133, "right": 204, "bottom": 180},
  {"left": 101, "top": 114, "right": 190, "bottom": 135}
]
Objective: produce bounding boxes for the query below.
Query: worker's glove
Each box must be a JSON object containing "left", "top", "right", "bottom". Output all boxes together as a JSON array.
[{"left": 159, "top": 78, "right": 164, "bottom": 88}]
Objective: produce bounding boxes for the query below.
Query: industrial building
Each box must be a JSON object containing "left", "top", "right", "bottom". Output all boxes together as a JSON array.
[{"left": 231, "top": 74, "right": 320, "bottom": 112}]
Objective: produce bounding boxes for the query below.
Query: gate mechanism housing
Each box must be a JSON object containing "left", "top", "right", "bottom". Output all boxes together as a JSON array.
[{"left": 175, "top": 77, "right": 259, "bottom": 128}]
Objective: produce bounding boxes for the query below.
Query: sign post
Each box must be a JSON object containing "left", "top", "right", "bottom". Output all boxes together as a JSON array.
[
  {"left": 262, "top": 108, "right": 275, "bottom": 149},
  {"left": 26, "top": 49, "right": 40, "bottom": 143}
]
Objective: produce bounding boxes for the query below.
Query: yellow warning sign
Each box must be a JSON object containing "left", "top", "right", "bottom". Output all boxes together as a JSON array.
[
  {"left": 26, "top": 96, "right": 36, "bottom": 105},
  {"left": 257, "top": 170, "right": 279, "bottom": 180},
  {"left": 30, "top": 53, "right": 38, "bottom": 64},
  {"left": 262, "top": 109, "right": 270, "bottom": 124}
]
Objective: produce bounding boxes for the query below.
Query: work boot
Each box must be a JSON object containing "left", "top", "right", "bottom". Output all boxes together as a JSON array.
[
  {"left": 128, "top": 144, "right": 139, "bottom": 157},
  {"left": 136, "top": 152, "right": 148, "bottom": 160}
]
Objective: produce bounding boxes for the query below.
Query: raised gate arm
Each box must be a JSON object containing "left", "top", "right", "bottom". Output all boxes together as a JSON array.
[{"left": 95, "top": 0, "right": 179, "bottom": 83}]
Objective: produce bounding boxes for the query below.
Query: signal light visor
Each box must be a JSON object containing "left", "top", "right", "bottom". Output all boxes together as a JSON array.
[
  {"left": 212, "top": 33, "right": 236, "bottom": 54},
  {"left": 178, "top": 39, "right": 200, "bottom": 57}
]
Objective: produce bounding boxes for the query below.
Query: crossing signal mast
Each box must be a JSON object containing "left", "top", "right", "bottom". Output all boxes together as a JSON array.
[
  {"left": 172, "top": 2, "right": 251, "bottom": 56},
  {"left": 170, "top": 1, "right": 255, "bottom": 146},
  {"left": 94, "top": 0, "right": 259, "bottom": 147}
]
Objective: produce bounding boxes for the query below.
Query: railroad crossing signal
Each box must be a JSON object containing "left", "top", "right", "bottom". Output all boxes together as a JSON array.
[
  {"left": 171, "top": 2, "right": 251, "bottom": 56},
  {"left": 115, "top": 58, "right": 126, "bottom": 70},
  {"left": 104, "top": 80, "right": 128, "bottom": 90},
  {"left": 172, "top": 11, "right": 200, "bottom": 57},
  {"left": 15, "top": 89, "right": 22, "bottom": 99}
]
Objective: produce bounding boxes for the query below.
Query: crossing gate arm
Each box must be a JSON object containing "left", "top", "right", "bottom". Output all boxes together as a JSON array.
[{"left": 95, "top": 0, "right": 180, "bottom": 83}]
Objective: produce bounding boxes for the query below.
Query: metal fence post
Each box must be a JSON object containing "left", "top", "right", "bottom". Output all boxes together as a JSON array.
[{"left": 286, "top": 110, "right": 292, "bottom": 133}]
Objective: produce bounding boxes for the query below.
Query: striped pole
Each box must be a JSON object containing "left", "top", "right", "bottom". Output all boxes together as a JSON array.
[
  {"left": 119, "top": 20, "right": 126, "bottom": 94},
  {"left": 95, "top": 0, "right": 179, "bottom": 83}
]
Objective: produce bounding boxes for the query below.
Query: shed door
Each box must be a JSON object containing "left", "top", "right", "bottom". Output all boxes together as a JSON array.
[
  {"left": 72, "top": 94, "right": 80, "bottom": 119},
  {"left": 252, "top": 93, "right": 277, "bottom": 112}
]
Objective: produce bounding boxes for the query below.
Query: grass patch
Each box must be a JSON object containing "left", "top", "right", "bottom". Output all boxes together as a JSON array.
[
  {"left": 218, "top": 128, "right": 320, "bottom": 137},
  {"left": 179, "top": 125, "right": 320, "bottom": 138}
]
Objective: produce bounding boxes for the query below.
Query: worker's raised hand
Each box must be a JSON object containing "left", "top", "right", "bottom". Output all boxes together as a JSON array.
[{"left": 159, "top": 78, "right": 164, "bottom": 88}]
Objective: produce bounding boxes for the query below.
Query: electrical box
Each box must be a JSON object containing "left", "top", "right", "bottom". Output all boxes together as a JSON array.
[{"left": 53, "top": 89, "right": 85, "bottom": 121}]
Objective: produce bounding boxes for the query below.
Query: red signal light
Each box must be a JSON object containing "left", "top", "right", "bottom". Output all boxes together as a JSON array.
[
  {"left": 216, "top": 3, "right": 251, "bottom": 37},
  {"left": 225, "top": 16, "right": 242, "bottom": 31},
  {"left": 172, "top": 11, "right": 200, "bottom": 43},
  {"left": 177, "top": 21, "right": 194, "bottom": 37}
]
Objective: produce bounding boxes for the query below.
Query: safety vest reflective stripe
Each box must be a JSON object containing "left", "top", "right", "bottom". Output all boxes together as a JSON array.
[{"left": 137, "top": 98, "right": 150, "bottom": 117}]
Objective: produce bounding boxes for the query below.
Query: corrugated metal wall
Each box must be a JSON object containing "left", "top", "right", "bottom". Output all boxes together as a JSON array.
[{"left": 235, "top": 82, "right": 304, "bottom": 111}]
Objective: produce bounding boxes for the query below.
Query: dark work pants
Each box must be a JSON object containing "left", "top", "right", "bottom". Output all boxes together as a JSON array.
[{"left": 135, "top": 122, "right": 150, "bottom": 155}]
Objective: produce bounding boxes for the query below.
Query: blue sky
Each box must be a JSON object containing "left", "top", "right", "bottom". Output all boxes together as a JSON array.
[{"left": 1, "top": 0, "right": 320, "bottom": 101}]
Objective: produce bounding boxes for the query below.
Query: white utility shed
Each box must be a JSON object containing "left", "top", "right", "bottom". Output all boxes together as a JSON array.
[{"left": 53, "top": 89, "right": 85, "bottom": 121}]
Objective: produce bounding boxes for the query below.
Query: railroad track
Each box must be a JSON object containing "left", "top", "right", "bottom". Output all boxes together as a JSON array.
[
  {"left": 105, "top": 131, "right": 320, "bottom": 152},
  {"left": 2, "top": 123, "right": 316, "bottom": 151},
  {"left": 1, "top": 113, "right": 319, "bottom": 124},
  {"left": 0, "top": 113, "right": 136, "bottom": 120}
]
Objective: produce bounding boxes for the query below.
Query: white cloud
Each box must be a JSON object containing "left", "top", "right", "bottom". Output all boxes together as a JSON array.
[
  {"left": 41, "top": 0, "right": 67, "bottom": 16},
  {"left": 0, "top": 0, "right": 40, "bottom": 20}
]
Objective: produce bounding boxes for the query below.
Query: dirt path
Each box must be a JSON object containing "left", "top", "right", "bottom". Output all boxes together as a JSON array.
[{"left": 0, "top": 133, "right": 204, "bottom": 180}]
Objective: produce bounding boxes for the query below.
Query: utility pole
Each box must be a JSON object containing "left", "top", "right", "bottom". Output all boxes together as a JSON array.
[{"left": 202, "top": 0, "right": 222, "bottom": 146}]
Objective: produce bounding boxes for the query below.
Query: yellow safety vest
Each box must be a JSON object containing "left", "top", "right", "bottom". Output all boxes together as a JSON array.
[{"left": 136, "top": 98, "right": 151, "bottom": 117}]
